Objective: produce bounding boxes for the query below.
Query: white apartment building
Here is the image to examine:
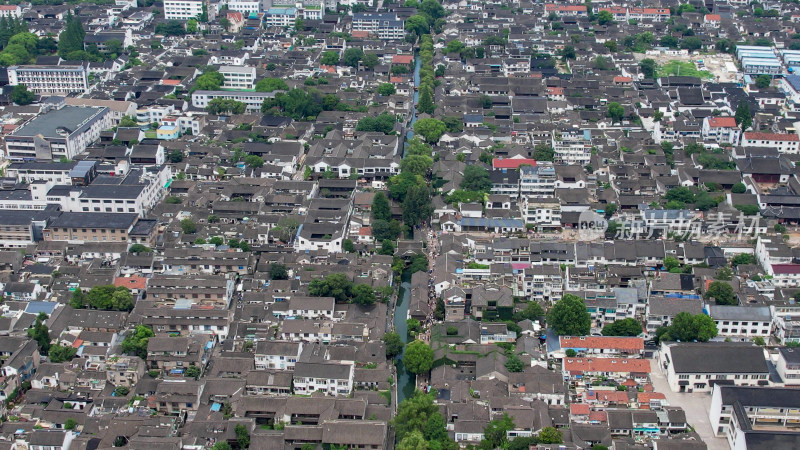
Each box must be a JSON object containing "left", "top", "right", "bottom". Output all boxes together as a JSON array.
[
  {"left": 351, "top": 13, "right": 405, "bottom": 40},
  {"left": 553, "top": 130, "right": 592, "bottom": 165},
  {"left": 776, "top": 347, "right": 800, "bottom": 385},
  {"left": 7, "top": 65, "right": 88, "bottom": 94},
  {"left": 659, "top": 342, "right": 769, "bottom": 393},
  {"left": 5, "top": 161, "right": 77, "bottom": 185},
  {"left": 742, "top": 131, "right": 800, "bottom": 154},
  {"left": 254, "top": 341, "right": 302, "bottom": 370},
  {"left": 4, "top": 106, "right": 111, "bottom": 161},
  {"left": 0, "top": 5, "right": 22, "bottom": 18},
  {"left": 136, "top": 104, "right": 177, "bottom": 125},
  {"left": 773, "top": 304, "right": 800, "bottom": 345},
  {"left": 219, "top": 65, "right": 256, "bottom": 90},
  {"left": 707, "top": 305, "right": 773, "bottom": 341},
  {"left": 227, "top": 0, "right": 260, "bottom": 14},
  {"left": 519, "top": 163, "right": 556, "bottom": 197},
  {"left": 521, "top": 197, "right": 561, "bottom": 230},
  {"left": 263, "top": 7, "right": 297, "bottom": 27},
  {"left": 191, "top": 90, "right": 275, "bottom": 112},
  {"left": 702, "top": 116, "right": 741, "bottom": 145},
  {"left": 292, "top": 361, "right": 354, "bottom": 396},
  {"left": 709, "top": 385, "right": 800, "bottom": 437},
  {"left": 163, "top": 0, "right": 203, "bottom": 20}
]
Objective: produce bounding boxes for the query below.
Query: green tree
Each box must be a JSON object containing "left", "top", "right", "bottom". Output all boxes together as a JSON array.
[
  {"left": 270, "top": 263, "right": 289, "bottom": 280},
  {"left": 128, "top": 244, "right": 151, "bottom": 254},
  {"left": 403, "top": 184, "right": 433, "bottom": 228},
  {"left": 405, "top": 14, "right": 430, "bottom": 37},
  {"left": 357, "top": 113, "right": 396, "bottom": 134},
  {"left": 560, "top": 45, "right": 576, "bottom": 61},
  {"left": 194, "top": 71, "right": 224, "bottom": 91},
  {"left": 207, "top": 98, "right": 246, "bottom": 115},
  {"left": 255, "top": 78, "right": 288, "bottom": 92},
  {"left": 639, "top": 58, "right": 657, "bottom": 78},
  {"left": 597, "top": 10, "right": 614, "bottom": 25},
  {"left": 735, "top": 100, "right": 752, "bottom": 130},
  {"left": 731, "top": 254, "right": 755, "bottom": 267},
  {"left": 181, "top": 218, "right": 197, "bottom": 234},
  {"left": 352, "top": 284, "right": 377, "bottom": 306},
  {"left": 235, "top": 424, "right": 249, "bottom": 449},
  {"left": 383, "top": 332, "right": 404, "bottom": 358},
  {"left": 64, "top": 418, "right": 77, "bottom": 430},
  {"left": 363, "top": 53, "right": 380, "bottom": 69},
  {"left": 705, "top": 281, "right": 736, "bottom": 305},
  {"left": 244, "top": 155, "right": 263, "bottom": 168},
  {"left": 49, "top": 344, "right": 77, "bottom": 363},
  {"left": 121, "top": 325, "right": 154, "bottom": 359},
  {"left": 401, "top": 155, "right": 433, "bottom": 177},
  {"left": 186, "top": 19, "right": 198, "bottom": 33},
  {"left": 538, "top": 427, "right": 563, "bottom": 444},
  {"left": 513, "top": 301, "right": 545, "bottom": 322},
  {"left": 308, "top": 273, "right": 353, "bottom": 303},
  {"left": 392, "top": 390, "right": 441, "bottom": 441},
  {"left": 460, "top": 165, "right": 491, "bottom": 193},
  {"left": 168, "top": 150, "right": 184, "bottom": 163},
  {"left": 28, "top": 313, "right": 51, "bottom": 355},
  {"left": 10, "top": 84, "right": 34, "bottom": 105},
  {"left": 372, "top": 192, "right": 392, "bottom": 222},
  {"left": 396, "top": 431, "right": 426, "bottom": 450},
  {"left": 731, "top": 182, "right": 747, "bottom": 194},
  {"left": 413, "top": 118, "right": 446, "bottom": 144},
  {"left": 404, "top": 340, "right": 434, "bottom": 374},
  {"left": 69, "top": 289, "right": 87, "bottom": 309},
  {"left": 211, "top": 443, "right": 232, "bottom": 450},
  {"left": 377, "top": 83, "right": 397, "bottom": 96},
  {"left": 341, "top": 47, "right": 364, "bottom": 67},
  {"left": 681, "top": 36, "right": 703, "bottom": 51},
  {"left": 505, "top": 354, "right": 524, "bottom": 372},
  {"left": 532, "top": 144, "right": 555, "bottom": 161},
  {"left": 607, "top": 102, "right": 625, "bottom": 123},
  {"left": 755, "top": 75, "right": 771, "bottom": 89},
  {"left": 483, "top": 414, "right": 515, "bottom": 448},
  {"left": 58, "top": 14, "right": 85, "bottom": 58},
  {"left": 601, "top": 318, "right": 642, "bottom": 336},
  {"left": 548, "top": 294, "right": 591, "bottom": 336},
  {"left": 184, "top": 365, "right": 201, "bottom": 379},
  {"left": 320, "top": 50, "right": 339, "bottom": 65}
]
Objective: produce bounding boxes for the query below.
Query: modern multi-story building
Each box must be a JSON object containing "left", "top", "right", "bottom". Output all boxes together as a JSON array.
[
  {"left": 191, "top": 90, "right": 275, "bottom": 112},
  {"left": 7, "top": 65, "right": 88, "bottom": 94},
  {"left": 742, "top": 132, "right": 800, "bottom": 154},
  {"left": 292, "top": 361, "right": 354, "bottom": 396},
  {"left": 226, "top": 0, "right": 260, "bottom": 15},
  {"left": 42, "top": 212, "right": 140, "bottom": 244},
  {"left": 710, "top": 385, "right": 800, "bottom": 441},
  {"left": 553, "top": 130, "right": 592, "bottom": 165},
  {"left": 702, "top": 116, "right": 741, "bottom": 145},
  {"left": 352, "top": 13, "right": 404, "bottom": 40},
  {"left": 659, "top": 342, "right": 770, "bottom": 393},
  {"left": 163, "top": 0, "right": 203, "bottom": 20},
  {"left": 219, "top": 65, "right": 256, "bottom": 90},
  {"left": 0, "top": 5, "right": 22, "bottom": 18},
  {"left": 4, "top": 106, "right": 111, "bottom": 161}
]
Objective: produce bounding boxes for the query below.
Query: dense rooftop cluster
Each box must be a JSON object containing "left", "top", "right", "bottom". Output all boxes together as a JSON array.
[{"left": 4, "top": 0, "right": 800, "bottom": 449}]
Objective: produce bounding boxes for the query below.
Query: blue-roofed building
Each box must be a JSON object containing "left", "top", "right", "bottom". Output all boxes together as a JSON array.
[
  {"left": 781, "top": 74, "right": 800, "bottom": 110},
  {"left": 24, "top": 301, "right": 57, "bottom": 316}
]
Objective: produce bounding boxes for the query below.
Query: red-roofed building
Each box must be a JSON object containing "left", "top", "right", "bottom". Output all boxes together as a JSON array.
[
  {"left": 351, "top": 30, "right": 369, "bottom": 38},
  {"left": 114, "top": 276, "right": 147, "bottom": 295},
  {"left": 628, "top": 8, "right": 670, "bottom": 21},
  {"left": 357, "top": 226, "right": 374, "bottom": 244},
  {"left": 546, "top": 86, "right": 564, "bottom": 100},
  {"left": 492, "top": 158, "right": 537, "bottom": 170},
  {"left": 704, "top": 14, "right": 721, "bottom": 27},
  {"left": 590, "top": 390, "right": 631, "bottom": 407},
  {"left": 562, "top": 358, "right": 650, "bottom": 383},
  {"left": 559, "top": 336, "right": 644, "bottom": 357},
  {"left": 588, "top": 410, "right": 608, "bottom": 423},
  {"left": 226, "top": 12, "right": 245, "bottom": 32},
  {"left": 613, "top": 76, "right": 632, "bottom": 84},
  {"left": 743, "top": 132, "right": 800, "bottom": 154},
  {"left": 392, "top": 54, "right": 414, "bottom": 66},
  {"left": 0, "top": 5, "right": 21, "bottom": 18},
  {"left": 598, "top": 7, "right": 627, "bottom": 21},
  {"left": 702, "top": 116, "right": 741, "bottom": 145},
  {"left": 637, "top": 392, "right": 667, "bottom": 409}
]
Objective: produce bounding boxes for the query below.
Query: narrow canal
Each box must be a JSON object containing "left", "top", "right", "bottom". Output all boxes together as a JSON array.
[{"left": 393, "top": 54, "right": 423, "bottom": 405}]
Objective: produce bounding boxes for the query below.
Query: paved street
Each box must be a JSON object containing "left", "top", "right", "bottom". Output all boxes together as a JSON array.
[{"left": 648, "top": 360, "right": 728, "bottom": 450}]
